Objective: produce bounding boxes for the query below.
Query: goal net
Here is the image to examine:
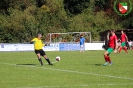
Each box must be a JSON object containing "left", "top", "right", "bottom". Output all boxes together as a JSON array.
[{"left": 45, "top": 32, "right": 91, "bottom": 43}]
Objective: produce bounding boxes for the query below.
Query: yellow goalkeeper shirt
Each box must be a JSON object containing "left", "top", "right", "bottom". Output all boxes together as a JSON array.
[{"left": 31, "top": 38, "right": 44, "bottom": 50}]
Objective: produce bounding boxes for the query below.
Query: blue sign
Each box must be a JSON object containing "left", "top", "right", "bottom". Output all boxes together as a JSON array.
[
  {"left": 1, "top": 45, "right": 4, "bottom": 48},
  {"left": 59, "top": 43, "right": 80, "bottom": 51}
]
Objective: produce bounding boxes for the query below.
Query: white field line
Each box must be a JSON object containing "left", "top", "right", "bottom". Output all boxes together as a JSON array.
[
  {"left": 51, "top": 61, "right": 59, "bottom": 63},
  {"left": 1, "top": 62, "right": 133, "bottom": 81},
  {"left": 17, "top": 83, "right": 133, "bottom": 88}
]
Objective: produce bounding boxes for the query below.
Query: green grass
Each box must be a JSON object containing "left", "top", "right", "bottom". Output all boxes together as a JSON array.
[{"left": 0, "top": 50, "right": 133, "bottom": 88}]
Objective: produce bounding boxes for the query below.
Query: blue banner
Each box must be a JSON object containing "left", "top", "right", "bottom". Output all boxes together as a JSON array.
[
  {"left": 1, "top": 45, "right": 4, "bottom": 48},
  {"left": 59, "top": 43, "right": 80, "bottom": 51}
]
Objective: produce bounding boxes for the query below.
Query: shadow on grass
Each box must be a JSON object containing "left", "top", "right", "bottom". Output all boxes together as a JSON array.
[
  {"left": 85, "top": 63, "right": 103, "bottom": 66},
  {"left": 16, "top": 64, "right": 37, "bottom": 66},
  {"left": 95, "top": 64, "right": 103, "bottom": 66}
]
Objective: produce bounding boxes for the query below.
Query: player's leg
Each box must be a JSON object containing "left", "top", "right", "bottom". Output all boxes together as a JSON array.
[
  {"left": 41, "top": 50, "right": 53, "bottom": 65},
  {"left": 107, "top": 54, "right": 112, "bottom": 66},
  {"left": 130, "top": 44, "right": 132, "bottom": 49},
  {"left": 103, "top": 48, "right": 113, "bottom": 66},
  {"left": 123, "top": 46, "right": 128, "bottom": 53},
  {"left": 83, "top": 45, "right": 85, "bottom": 52},
  {"left": 103, "top": 51, "right": 109, "bottom": 66},
  {"left": 43, "top": 55, "right": 53, "bottom": 65},
  {"left": 118, "top": 45, "right": 123, "bottom": 53},
  {"left": 80, "top": 45, "right": 84, "bottom": 52},
  {"left": 35, "top": 50, "right": 43, "bottom": 66},
  {"left": 81, "top": 45, "right": 85, "bottom": 52},
  {"left": 123, "top": 42, "right": 128, "bottom": 53},
  {"left": 117, "top": 45, "right": 120, "bottom": 53}
]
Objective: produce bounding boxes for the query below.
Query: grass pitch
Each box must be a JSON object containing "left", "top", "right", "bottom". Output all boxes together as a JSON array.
[{"left": 0, "top": 50, "right": 133, "bottom": 88}]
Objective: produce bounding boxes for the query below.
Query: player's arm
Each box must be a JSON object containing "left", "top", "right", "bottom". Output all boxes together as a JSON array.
[
  {"left": 42, "top": 44, "right": 45, "bottom": 46},
  {"left": 41, "top": 40, "right": 45, "bottom": 46},
  {"left": 114, "top": 37, "right": 118, "bottom": 53},
  {"left": 76, "top": 38, "right": 80, "bottom": 43},
  {"left": 30, "top": 38, "right": 36, "bottom": 44},
  {"left": 44, "top": 42, "right": 50, "bottom": 46},
  {"left": 125, "top": 34, "right": 128, "bottom": 42},
  {"left": 115, "top": 40, "right": 118, "bottom": 50},
  {"left": 84, "top": 38, "right": 85, "bottom": 45},
  {"left": 42, "top": 41, "right": 50, "bottom": 46},
  {"left": 107, "top": 32, "right": 110, "bottom": 41}
]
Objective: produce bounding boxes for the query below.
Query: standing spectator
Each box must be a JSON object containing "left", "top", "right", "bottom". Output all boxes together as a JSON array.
[{"left": 128, "top": 40, "right": 133, "bottom": 50}]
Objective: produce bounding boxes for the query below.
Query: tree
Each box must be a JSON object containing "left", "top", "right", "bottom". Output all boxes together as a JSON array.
[
  {"left": 64, "top": 0, "right": 90, "bottom": 15},
  {"left": 67, "top": 9, "right": 122, "bottom": 40},
  {"left": 0, "top": 0, "right": 132, "bottom": 43}
]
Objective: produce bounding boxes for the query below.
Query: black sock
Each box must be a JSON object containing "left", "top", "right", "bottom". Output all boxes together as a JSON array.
[
  {"left": 38, "top": 58, "right": 43, "bottom": 66},
  {"left": 45, "top": 58, "right": 52, "bottom": 65}
]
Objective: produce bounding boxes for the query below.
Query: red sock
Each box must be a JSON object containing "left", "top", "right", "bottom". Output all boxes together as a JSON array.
[
  {"left": 108, "top": 56, "right": 111, "bottom": 63},
  {"left": 104, "top": 55, "right": 108, "bottom": 62},
  {"left": 119, "top": 47, "right": 122, "bottom": 53},
  {"left": 123, "top": 47, "right": 128, "bottom": 53}
]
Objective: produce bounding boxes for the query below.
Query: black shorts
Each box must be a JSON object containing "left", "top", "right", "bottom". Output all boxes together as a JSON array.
[{"left": 35, "top": 49, "right": 46, "bottom": 56}]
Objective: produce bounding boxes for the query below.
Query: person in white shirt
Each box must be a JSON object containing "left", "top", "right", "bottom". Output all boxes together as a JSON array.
[{"left": 128, "top": 40, "right": 133, "bottom": 50}]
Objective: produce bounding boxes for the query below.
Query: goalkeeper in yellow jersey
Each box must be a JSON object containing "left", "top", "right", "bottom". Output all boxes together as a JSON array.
[{"left": 31, "top": 34, "right": 53, "bottom": 66}]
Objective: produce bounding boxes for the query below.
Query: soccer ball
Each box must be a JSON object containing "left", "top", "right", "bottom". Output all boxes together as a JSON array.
[{"left": 56, "top": 56, "right": 60, "bottom": 61}]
